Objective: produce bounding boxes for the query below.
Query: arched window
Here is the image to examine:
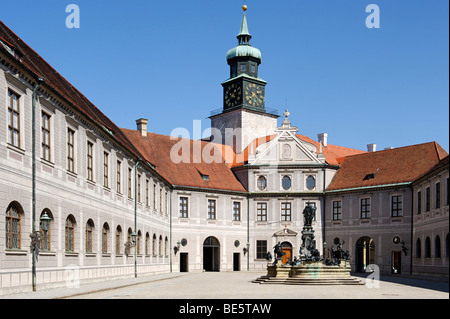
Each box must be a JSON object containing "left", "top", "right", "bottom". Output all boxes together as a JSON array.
[
  {"left": 85, "top": 219, "right": 94, "bottom": 253},
  {"left": 435, "top": 235, "right": 441, "bottom": 258},
  {"left": 165, "top": 236, "right": 169, "bottom": 256},
  {"left": 137, "top": 230, "right": 142, "bottom": 255},
  {"left": 145, "top": 232, "right": 150, "bottom": 256},
  {"left": 152, "top": 234, "right": 157, "bottom": 257},
  {"left": 116, "top": 225, "right": 122, "bottom": 254},
  {"left": 446, "top": 233, "right": 450, "bottom": 258},
  {"left": 6, "top": 202, "right": 22, "bottom": 249},
  {"left": 415, "top": 238, "right": 421, "bottom": 258},
  {"left": 282, "top": 176, "right": 291, "bottom": 190},
  {"left": 65, "top": 215, "right": 76, "bottom": 252},
  {"left": 424, "top": 237, "right": 431, "bottom": 258},
  {"left": 257, "top": 176, "right": 267, "bottom": 190},
  {"left": 159, "top": 235, "right": 163, "bottom": 256},
  {"left": 40, "top": 209, "right": 53, "bottom": 251},
  {"left": 306, "top": 175, "right": 316, "bottom": 190},
  {"left": 102, "top": 223, "right": 109, "bottom": 254},
  {"left": 127, "top": 228, "right": 133, "bottom": 246}
]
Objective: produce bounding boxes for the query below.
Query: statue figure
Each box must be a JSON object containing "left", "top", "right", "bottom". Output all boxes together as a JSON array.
[
  {"left": 273, "top": 242, "right": 285, "bottom": 260},
  {"left": 265, "top": 251, "right": 272, "bottom": 261},
  {"left": 303, "top": 204, "right": 316, "bottom": 227}
]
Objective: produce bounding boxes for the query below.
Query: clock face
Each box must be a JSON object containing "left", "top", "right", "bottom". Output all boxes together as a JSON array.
[
  {"left": 244, "top": 83, "right": 265, "bottom": 107},
  {"left": 224, "top": 83, "right": 242, "bottom": 108}
]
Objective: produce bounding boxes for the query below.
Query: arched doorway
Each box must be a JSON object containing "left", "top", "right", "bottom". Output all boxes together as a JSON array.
[
  {"left": 281, "top": 242, "right": 293, "bottom": 265},
  {"left": 356, "top": 236, "right": 375, "bottom": 272},
  {"left": 203, "top": 236, "right": 220, "bottom": 272}
]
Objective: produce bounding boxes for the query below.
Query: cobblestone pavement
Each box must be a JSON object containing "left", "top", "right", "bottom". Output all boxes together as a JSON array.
[{"left": 2, "top": 271, "right": 447, "bottom": 300}]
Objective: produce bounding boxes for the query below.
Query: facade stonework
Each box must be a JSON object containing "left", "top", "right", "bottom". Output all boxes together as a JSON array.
[{"left": 0, "top": 10, "right": 448, "bottom": 296}]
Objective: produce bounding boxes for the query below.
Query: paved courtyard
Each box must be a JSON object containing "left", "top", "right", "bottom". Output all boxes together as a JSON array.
[{"left": 2, "top": 271, "right": 447, "bottom": 300}]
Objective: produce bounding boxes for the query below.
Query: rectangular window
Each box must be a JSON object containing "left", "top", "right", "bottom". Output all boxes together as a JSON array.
[
  {"left": 257, "top": 202, "right": 267, "bottom": 221},
  {"left": 233, "top": 202, "right": 241, "bottom": 221},
  {"left": 360, "top": 198, "right": 370, "bottom": 219},
  {"left": 436, "top": 182, "right": 440, "bottom": 209},
  {"left": 116, "top": 160, "right": 122, "bottom": 193},
  {"left": 137, "top": 174, "right": 141, "bottom": 202},
  {"left": 41, "top": 112, "right": 51, "bottom": 161},
  {"left": 180, "top": 197, "right": 188, "bottom": 218},
  {"left": 417, "top": 191, "right": 422, "bottom": 214},
  {"left": 87, "top": 142, "right": 94, "bottom": 181},
  {"left": 281, "top": 202, "right": 291, "bottom": 221},
  {"left": 391, "top": 195, "right": 403, "bottom": 217},
  {"left": 256, "top": 240, "right": 267, "bottom": 259},
  {"left": 103, "top": 152, "right": 109, "bottom": 188},
  {"left": 146, "top": 179, "right": 149, "bottom": 206},
  {"left": 128, "top": 168, "right": 132, "bottom": 199},
  {"left": 208, "top": 199, "right": 216, "bottom": 220},
  {"left": 426, "top": 187, "right": 430, "bottom": 212},
  {"left": 7, "top": 90, "right": 20, "bottom": 148},
  {"left": 241, "top": 64, "right": 246, "bottom": 72},
  {"left": 153, "top": 184, "right": 157, "bottom": 208},
  {"left": 447, "top": 178, "right": 449, "bottom": 206},
  {"left": 67, "top": 129, "right": 75, "bottom": 172},
  {"left": 332, "top": 201, "right": 342, "bottom": 220},
  {"left": 165, "top": 192, "right": 168, "bottom": 215}
]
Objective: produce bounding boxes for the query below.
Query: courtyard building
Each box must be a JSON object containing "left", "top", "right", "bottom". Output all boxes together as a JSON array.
[{"left": 0, "top": 7, "right": 448, "bottom": 295}]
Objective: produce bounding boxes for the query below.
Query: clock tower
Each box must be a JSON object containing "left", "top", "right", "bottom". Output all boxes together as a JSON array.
[{"left": 210, "top": 5, "right": 279, "bottom": 154}]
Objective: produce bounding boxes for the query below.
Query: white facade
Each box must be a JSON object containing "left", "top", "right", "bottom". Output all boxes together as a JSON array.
[{"left": 0, "top": 63, "right": 171, "bottom": 295}]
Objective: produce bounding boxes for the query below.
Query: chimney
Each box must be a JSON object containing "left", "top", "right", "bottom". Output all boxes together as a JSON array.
[
  {"left": 318, "top": 133, "right": 328, "bottom": 147},
  {"left": 136, "top": 118, "right": 148, "bottom": 137},
  {"left": 367, "top": 143, "right": 377, "bottom": 152}
]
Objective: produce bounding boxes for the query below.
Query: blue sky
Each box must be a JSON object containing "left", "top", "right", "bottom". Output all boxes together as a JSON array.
[{"left": 1, "top": 0, "right": 448, "bottom": 152}]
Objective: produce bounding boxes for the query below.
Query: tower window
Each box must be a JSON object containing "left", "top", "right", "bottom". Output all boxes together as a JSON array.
[
  {"left": 282, "top": 176, "right": 291, "bottom": 191},
  {"left": 306, "top": 176, "right": 316, "bottom": 190},
  {"left": 251, "top": 65, "right": 256, "bottom": 73},
  {"left": 241, "top": 64, "right": 246, "bottom": 72}
]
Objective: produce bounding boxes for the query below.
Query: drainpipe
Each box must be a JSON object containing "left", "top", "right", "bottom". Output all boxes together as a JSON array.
[
  {"left": 32, "top": 77, "right": 44, "bottom": 292},
  {"left": 247, "top": 196, "right": 250, "bottom": 271},
  {"left": 322, "top": 166, "right": 326, "bottom": 254},
  {"left": 134, "top": 158, "right": 141, "bottom": 278},
  {"left": 169, "top": 189, "right": 173, "bottom": 273},
  {"left": 410, "top": 185, "right": 414, "bottom": 275}
]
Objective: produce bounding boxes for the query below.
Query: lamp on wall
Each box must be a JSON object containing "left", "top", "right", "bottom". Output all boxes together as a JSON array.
[
  {"left": 174, "top": 241, "right": 181, "bottom": 255},
  {"left": 243, "top": 247, "right": 247, "bottom": 256},
  {"left": 40, "top": 212, "right": 52, "bottom": 234}
]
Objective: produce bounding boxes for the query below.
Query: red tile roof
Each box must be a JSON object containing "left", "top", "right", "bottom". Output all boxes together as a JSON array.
[
  {"left": 326, "top": 142, "right": 448, "bottom": 191},
  {"left": 121, "top": 129, "right": 247, "bottom": 192},
  {"left": 0, "top": 20, "right": 143, "bottom": 159}
]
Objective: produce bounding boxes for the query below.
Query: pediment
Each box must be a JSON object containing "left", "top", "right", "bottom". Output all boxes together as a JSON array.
[
  {"left": 273, "top": 227, "right": 298, "bottom": 237},
  {"left": 250, "top": 130, "right": 323, "bottom": 165}
]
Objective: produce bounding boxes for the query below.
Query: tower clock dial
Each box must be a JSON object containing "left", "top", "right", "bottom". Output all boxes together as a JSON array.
[
  {"left": 224, "top": 83, "right": 242, "bottom": 108},
  {"left": 244, "top": 83, "right": 264, "bottom": 107}
]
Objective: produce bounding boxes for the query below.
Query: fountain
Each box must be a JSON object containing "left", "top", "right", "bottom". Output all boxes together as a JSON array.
[{"left": 254, "top": 204, "right": 363, "bottom": 285}]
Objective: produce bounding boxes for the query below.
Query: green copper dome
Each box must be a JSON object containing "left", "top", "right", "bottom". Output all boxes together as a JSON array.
[
  {"left": 226, "top": 45, "right": 261, "bottom": 61},
  {"left": 226, "top": 12, "right": 261, "bottom": 62}
]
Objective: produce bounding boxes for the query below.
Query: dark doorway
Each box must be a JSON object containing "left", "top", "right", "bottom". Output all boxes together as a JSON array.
[
  {"left": 203, "top": 237, "right": 220, "bottom": 272},
  {"left": 392, "top": 251, "right": 401, "bottom": 274},
  {"left": 356, "top": 236, "right": 375, "bottom": 272},
  {"left": 180, "top": 253, "right": 189, "bottom": 272},
  {"left": 233, "top": 253, "right": 240, "bottom": 271}
]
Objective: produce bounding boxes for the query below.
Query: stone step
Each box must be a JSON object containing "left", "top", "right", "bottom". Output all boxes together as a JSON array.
[{"left": 253, "top": 276, "right": 364, "bottom": 286}]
